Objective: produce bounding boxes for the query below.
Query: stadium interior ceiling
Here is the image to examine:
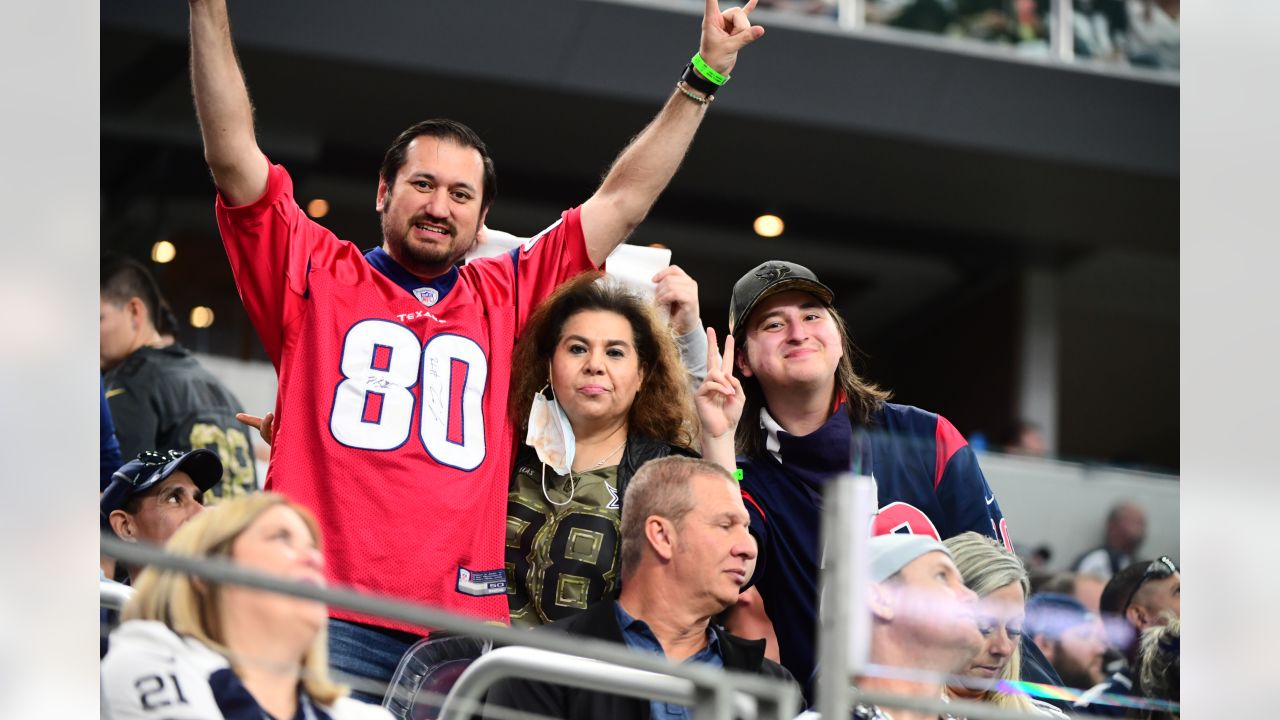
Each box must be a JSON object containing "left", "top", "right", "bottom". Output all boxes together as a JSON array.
[{"left": 102, "top": 0, "right": 1178, "bottom": 470}]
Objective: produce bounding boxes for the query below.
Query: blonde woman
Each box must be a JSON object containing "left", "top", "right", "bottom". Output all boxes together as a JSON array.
[
  {"left": 102, "top": 492, "right": 390, "bottom": 719},
  {"left": 943, "top": 532, "right": 1067, "bottom": 717}
]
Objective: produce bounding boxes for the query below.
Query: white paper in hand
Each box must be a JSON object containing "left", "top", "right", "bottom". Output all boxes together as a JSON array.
[{"left": 604, "top": 244, "right": 672, "bottom": 304}]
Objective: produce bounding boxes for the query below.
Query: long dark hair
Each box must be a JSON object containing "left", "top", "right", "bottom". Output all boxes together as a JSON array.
[
  {"left": 510, "top": 271, "right": 694, "bottom": 449},
  {"left": 732, "top": 302, "right": 889, "bottom": 458}
]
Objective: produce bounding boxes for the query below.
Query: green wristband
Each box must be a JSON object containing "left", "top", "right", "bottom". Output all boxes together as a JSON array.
[
  {"left": 690, "top": 53, "right": 729, "bottom": 86},
  {"left": 732, "top": 468, "right": 743, "bottom": 483}
]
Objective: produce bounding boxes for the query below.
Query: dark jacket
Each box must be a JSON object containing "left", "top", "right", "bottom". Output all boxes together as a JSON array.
[
  {"left": 485, "top": 599, "right": 797, "bottom": 720},
  {"left": 104, "top": 344, "right": 257, "bottom": 499}
]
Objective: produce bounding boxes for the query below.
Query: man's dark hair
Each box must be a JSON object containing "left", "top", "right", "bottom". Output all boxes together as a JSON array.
[
  {"left": 379, "top": 119, "right": 497, "bottom": 213},
  {"left": 101, "top": 254, "right": 165, "bottom": 324}
]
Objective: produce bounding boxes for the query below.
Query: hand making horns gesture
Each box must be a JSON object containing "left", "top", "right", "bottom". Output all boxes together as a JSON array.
[{"left": 700, "top": 0, "right": 766, "bottom": 79}]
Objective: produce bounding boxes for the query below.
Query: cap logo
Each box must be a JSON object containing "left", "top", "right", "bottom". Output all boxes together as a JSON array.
[{"left": 755, "top": 264, "right": 793, "bottom": 284}]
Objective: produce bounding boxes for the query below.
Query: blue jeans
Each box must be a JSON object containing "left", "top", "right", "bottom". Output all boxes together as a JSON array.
[{"left": 327, "top": 618, "right": 423, "bottom": 705}]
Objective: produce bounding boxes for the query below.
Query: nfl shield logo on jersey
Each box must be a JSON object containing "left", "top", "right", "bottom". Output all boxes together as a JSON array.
[{"left": 413, "top": 287, "right": 440, "bottom": 307}]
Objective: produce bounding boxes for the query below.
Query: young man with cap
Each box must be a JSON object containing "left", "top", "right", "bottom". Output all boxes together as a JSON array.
[
  {"left": 1073, "top": 556, "right": 1180, "bottom": 716},
  {"left": 854, "top": 534, "right": 983, "bottom": 720},
  {"left": 102, "top": 448, "right": 223, "bottom": 584},
  {"left": 697, "top": 260, "right": 1009, "bottom": 701},
  {"left": 1024, "top": 593, "right": 1108, "bottom": 692}
]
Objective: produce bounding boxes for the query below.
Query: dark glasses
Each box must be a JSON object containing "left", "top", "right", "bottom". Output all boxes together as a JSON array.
[
  {"left": 123, "top": 449, "right": 186, "bottom": 484},
  {"left": 1123, "top": 555, "right": 1178, "bottom": 611}
]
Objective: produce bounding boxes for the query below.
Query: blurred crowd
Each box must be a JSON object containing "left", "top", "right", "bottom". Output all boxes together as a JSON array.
[{"left": 702, "top": 0, "right": 1180, "bottom": 71}]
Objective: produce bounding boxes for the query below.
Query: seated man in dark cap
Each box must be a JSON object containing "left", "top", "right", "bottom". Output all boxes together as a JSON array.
[
  {"left": 101, "top": 448, "right": 222, "bottom": 584},
  {"left": 100, "top": 448, "right": 222, "bottom": 657},
  {"left": 1024, "top": 593, "right": 1108, "bottom": 693}
]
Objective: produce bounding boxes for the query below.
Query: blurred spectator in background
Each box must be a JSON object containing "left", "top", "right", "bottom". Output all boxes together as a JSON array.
[
  {"left": 758, "top": 0, "right": 837, "bottom": 16},
  {"left": 944, "top": 532, "right": 1067, "bottom": 717},
  {"left": 868, "top": 0, "right": 958, "bottom": 35},
  {"left": 1024, "top": 589, "right": 1105, "bottom": 691},
  {"left": 1126, "top": 0, "right": 1178, "bottom": 70},
  {"left": 1038, "top": 571, "right": 1108, "bottom": 614},
  {"left": 1024, "top": 593, "right": 1108, "bottom": 691},
  {"left": 1006, "top": 419, "right": 1048, "bottom": 457},
  {"left": 1073, "top": 0, "right": 1129, "bottom": 63},
  {"left": 101, "top": 254, "right": 258, "bottom": 502},
  {"left": 155, "top": 298, "right": 182, "bottom": 348},
  {"left": 1018, "top": 542, "right": 1053, "bottom": 575},
  {"left": 1072, "top": 500, "right": 1146, "bottom": 580},
  {"left": 101, "top": 449, "right": 221, "bottom": 584},
  {"left": 1132, "top": 617, "right": 1179, "bottom": 720},
  {"left": 1074, "top": 556, "right": 1179, "bottom": 715},
  {"left": 485, "top": 456, "right": 794, "bottom": 720},
  {"left": 102, "top": 492, "right": 391, "bottom": 719}
]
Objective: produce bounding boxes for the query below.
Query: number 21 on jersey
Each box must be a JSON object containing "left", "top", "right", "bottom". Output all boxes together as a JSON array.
[{"left": 329, "top": 320, "right": 487, "bottom": 470}]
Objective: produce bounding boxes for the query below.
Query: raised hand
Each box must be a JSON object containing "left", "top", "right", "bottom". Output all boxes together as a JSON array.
[
  {"left": 695, "top": 327, "right": 745, "bottom": 441},
  {"left": 653, "top": 264, "right": 701, "bottom": 336},
  {"left": 700, "top": 0, "right": 766, "bottom": 78}
]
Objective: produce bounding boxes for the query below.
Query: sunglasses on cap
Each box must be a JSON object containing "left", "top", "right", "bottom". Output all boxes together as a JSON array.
[
  {"left": 122, "top": 449, "right": 186, "bottom": 481},
  {"left": 1123, "top": 555, "right": 1178, "bottom": 611}
]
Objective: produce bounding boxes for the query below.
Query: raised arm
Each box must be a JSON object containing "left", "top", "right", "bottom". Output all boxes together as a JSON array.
[
  {"left": 579, "top": 0, "right": 764, "bottom": 265},
  {"left": 188, "top": 0, "right": 270, "bottom": 205}
]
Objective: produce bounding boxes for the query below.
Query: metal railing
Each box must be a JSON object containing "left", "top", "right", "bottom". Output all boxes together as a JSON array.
[
  {"left": 102, "top": 508, "right": 1176, "bottom": 720},
  {"left": 100, "top": 534, "right": 801, "bottom": 719},
  {"left": 100, "top": 579, "right": 134, "bottom": 612},
  {"left": 439, "top": 646, "right": 775, "bottom": 720}
]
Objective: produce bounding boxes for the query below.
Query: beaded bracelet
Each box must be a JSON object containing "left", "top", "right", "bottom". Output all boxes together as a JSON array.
[{"left": 675, "top": 80, "right": 714, "bottom": 105}]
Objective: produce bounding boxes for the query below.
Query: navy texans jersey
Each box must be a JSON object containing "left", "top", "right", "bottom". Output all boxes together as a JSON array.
[{"left": 738, "top": 401, "right": 1008, "bottom": 702}]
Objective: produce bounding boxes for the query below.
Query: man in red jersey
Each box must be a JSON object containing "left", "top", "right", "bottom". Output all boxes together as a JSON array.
[{"left": 187, "top": 0, "right": 764, "bottom": 697}]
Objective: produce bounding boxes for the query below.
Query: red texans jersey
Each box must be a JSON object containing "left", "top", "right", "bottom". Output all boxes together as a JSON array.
[{"left": 216, "top": 163, "right": 595, "bottom": 632}]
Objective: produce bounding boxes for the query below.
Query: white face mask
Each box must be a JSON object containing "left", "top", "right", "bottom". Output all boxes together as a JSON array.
[{"left": 526, "top": 384, "right": 576, "bottom": 477}]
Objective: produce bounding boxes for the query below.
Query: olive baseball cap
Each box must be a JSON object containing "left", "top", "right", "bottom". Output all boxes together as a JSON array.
[{"left": 728, "top": 261, "right": 834, "bottom": 333}]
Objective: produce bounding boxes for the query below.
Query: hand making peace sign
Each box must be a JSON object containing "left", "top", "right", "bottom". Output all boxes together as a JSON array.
[{"left": 695, "top": 326, "right": 745, "bottom": 442}]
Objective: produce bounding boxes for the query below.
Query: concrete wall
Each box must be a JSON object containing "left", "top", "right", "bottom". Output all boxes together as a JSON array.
[{"left": 979, "top": 451, "right": 1179, "bottom": 572}]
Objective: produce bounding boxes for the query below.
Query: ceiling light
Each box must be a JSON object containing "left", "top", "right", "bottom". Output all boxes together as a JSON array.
[
  {"left": 306, "top": 198, "right": 330, "bottom": 218},
  {"left": 151, "top": 240, "right": 177, "bottom": 264},
  {"left": 753, "top": 214, "right": 784, "bottom": 238},
  {"left": 189, "top": 306, "right": 215, "bottom": 329}
]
